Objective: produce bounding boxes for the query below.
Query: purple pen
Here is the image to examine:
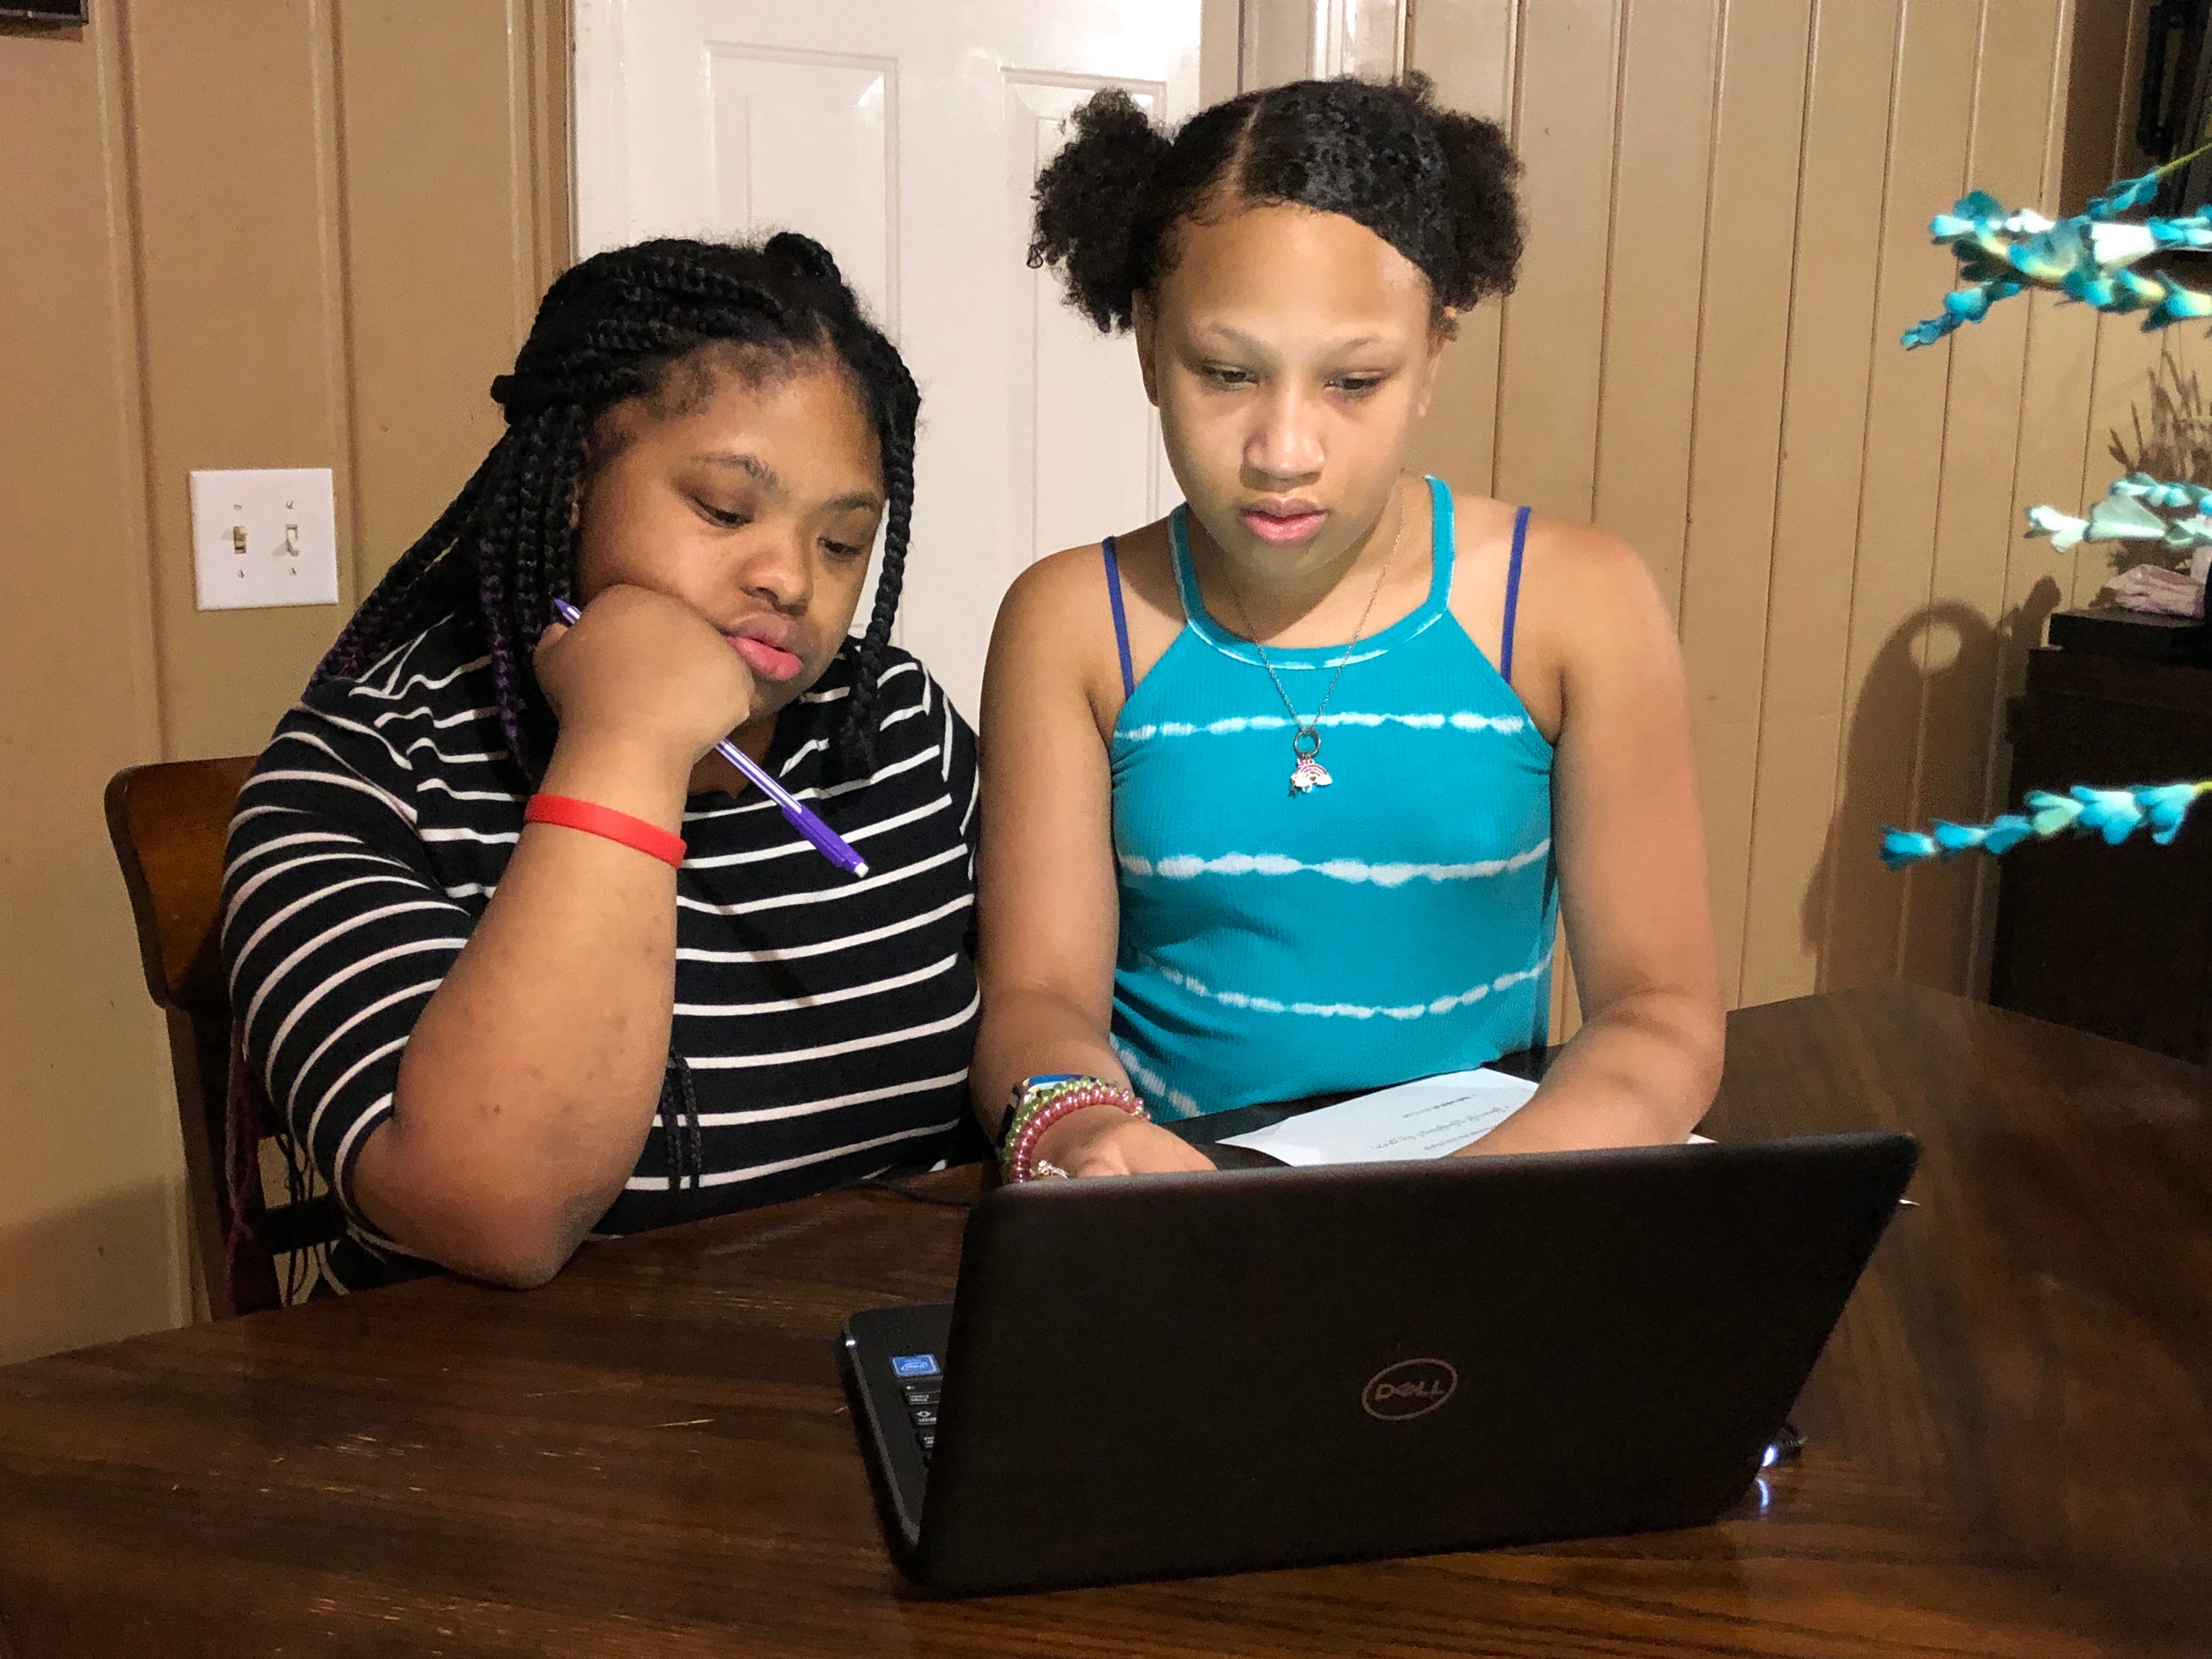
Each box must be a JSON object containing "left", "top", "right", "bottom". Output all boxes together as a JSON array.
[{"left": 551, "top": 597, "right": 870, "bottom": 878}]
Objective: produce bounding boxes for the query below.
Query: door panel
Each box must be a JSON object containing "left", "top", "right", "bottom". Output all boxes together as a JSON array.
[{"left": 574, "top": 0, "right": 1201, "bottom": 718}]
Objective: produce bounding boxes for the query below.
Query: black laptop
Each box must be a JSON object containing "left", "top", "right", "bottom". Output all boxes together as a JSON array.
[{"left": 840, "top": 1131, "right": 1918, "bottom": 1595}]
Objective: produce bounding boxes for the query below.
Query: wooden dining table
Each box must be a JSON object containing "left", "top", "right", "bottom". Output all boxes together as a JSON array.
[{"left": 1, "top": 981, "right": 2208, "bottom": 1657}]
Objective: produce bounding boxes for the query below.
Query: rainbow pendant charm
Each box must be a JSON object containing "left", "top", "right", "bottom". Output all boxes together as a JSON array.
[{"left": 1289, "top": 730, "right": 1331, "bottom": 796}]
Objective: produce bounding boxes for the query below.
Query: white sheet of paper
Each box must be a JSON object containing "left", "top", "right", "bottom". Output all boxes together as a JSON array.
[
  {"left": 1216, "top": 1070, "right": 1716, "bottom": 1166},
  {"left": 1216, "top": 1069, "right": 1541, "bottom": 1166}
]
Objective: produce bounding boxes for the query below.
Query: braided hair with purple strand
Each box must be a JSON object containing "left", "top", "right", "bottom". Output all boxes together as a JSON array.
[
  {"left": 317, "top": 232, "right": 917, "bottom": 776},
  {"left": 290, "top": 232, "right": 921, "bottom": 1218}
]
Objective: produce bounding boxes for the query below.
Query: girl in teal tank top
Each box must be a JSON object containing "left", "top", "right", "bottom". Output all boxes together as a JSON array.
[
  {"left": 973, "top": 77, "right": 1723, "bottom": 1178},
  {"left": 1108, "top": 478, "right": 1555, "bottom": 1118}
]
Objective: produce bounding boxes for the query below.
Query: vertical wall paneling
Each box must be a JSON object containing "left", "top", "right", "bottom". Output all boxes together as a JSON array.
[
  {"left": 126, "top": 2, "right": 360, "bottom": 761},
  {"left": 1590, "top": 0, "right": 1723, "bottom": 619},
  {"left": 1408, "top": 0, "right": 1517, "bottom": 501},
  {"left": 1818, "top": 0, "right": 1984, "bottom": 992},
  {"left": 1489, "top": 0, "right": 1621, "bottom": 521},
  {"left": 1965, "top": 0, "right": 2090, "bottom": 991},
  {"left": 1898, "top": 0, "right": 2065, "bottom": 991},
  {"left": 337, "top": 2, "right": 558, "bottom": 596},
  {"left": 1464, "top": 0, "right": 1623, "bottom": 1036},
  {"left": 1203, "top": 0, "right": 1243, "bottom": 102},
  {"left": 1739, "top": 0, "right": 1903, "bottom": 1006},
  {"left": 311, "top": 0, "right": 363, "bottom": 631},
  {"left": 1241, "top": 0, "right": 1319, "bottom": 87},
  {"left": 1680, "top": 0, "right": 1816, "bottom": 1007},
  {"left": 0, "top": 4, "right": 185, "bottom": 1363},
  {"left": 1410, "top": 0, "right": 2121, "bottom": 1015},
  {"left": 0, "top": 0, "right": 569, "bottom": 1362}
]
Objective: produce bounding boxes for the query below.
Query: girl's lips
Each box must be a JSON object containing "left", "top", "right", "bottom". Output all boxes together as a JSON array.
[
  {"left": 727, "top": 634, "right": 804, "bottom": 682},
  {"left": 1238, "top": 506, "right": 1328, "bottom": 545}
]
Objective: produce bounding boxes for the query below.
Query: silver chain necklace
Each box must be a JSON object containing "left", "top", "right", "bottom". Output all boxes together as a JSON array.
[{"left": 1224, "top": 483, "right": 1410, "bottom": 797}]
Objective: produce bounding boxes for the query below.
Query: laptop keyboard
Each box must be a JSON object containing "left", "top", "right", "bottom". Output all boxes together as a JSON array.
[{"left": 891, "top": 1353, "right": 940, "bottom": 1465}]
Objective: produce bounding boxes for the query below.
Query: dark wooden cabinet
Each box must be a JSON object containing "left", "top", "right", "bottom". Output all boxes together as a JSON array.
[{"left": 1990, "top": 646, "right": 2212, "bottom": 1062}]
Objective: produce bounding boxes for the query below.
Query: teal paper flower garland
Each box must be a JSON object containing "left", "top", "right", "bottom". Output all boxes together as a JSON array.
[
  {"left": 1878, "top": 150, "right": 2212, "bottom": 869},
  {"left": 1880, "top": 782, "right": 2212, "bottom": 868},
  {"left": 1903, "top": 142, "right": 2212, "bottom": 350},
  {"left": 2024, "top": 471, "right": 2212, "bottom": 555}
]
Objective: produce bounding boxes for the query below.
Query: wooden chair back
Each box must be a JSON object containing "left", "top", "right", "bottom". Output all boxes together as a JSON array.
[{"left": 105, "top": 757, "right": 341, "bottom": 1315}]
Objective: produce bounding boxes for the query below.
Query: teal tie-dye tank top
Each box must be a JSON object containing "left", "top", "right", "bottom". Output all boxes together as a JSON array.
[{"left": 1108, "top": 476, "right": 1557, "bottom": 1119}]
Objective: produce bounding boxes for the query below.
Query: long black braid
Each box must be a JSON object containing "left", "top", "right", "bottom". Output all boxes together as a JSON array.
[{"left": 308, "top": 233, "right": 920, "bottom": 1209}]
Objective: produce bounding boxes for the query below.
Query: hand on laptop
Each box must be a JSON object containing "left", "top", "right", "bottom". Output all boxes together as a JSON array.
[{"left": 1030, "top": 1106, "right": 1216, "bottom": 1177}]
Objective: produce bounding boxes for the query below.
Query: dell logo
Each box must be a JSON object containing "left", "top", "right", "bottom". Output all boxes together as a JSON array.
[{"left": 1361, "top": 1358, "right": 1459, "bottom": 1421}]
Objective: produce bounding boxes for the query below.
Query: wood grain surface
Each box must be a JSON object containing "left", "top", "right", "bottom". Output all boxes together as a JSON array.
[{"left": 1, "top": 984, "right": 2207, "bottom": 1656}]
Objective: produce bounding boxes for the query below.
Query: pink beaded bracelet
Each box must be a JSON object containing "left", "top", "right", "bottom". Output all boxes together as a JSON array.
[{"left": 1005, "top": 1084, "right": 1144, "bottom": 1182}]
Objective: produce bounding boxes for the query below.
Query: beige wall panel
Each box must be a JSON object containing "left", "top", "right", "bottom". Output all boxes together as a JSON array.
[
  {"left": 1818, "top": 0, "right": 1983, "bottom": 992},
  {"left": 523, "top": 0, "right": 573, "bottom": 306},
  {"left": 1739, "top": 707, "right": 1850, "bottom": 1004},
  {"left": 1680, "top": 0, "right": 1813, "bottom": 1007},
  {"left": 1900, "top": 0, "right": 2064, "bottom": 992},
  {"left": 336, "top": 0, "right": 542, "bottom": 592},
  {"left": 0, "top": 16, "right": 185, "bottom": 1361},
  {"left": 1409, "top": 0, "right": 1518, "bottom": 501},
  {"left": 1739, "top": 0, "right": 1901, "bottom": 1006},
  {"left": 0, "top": 1, "right": 567, "bottom": 1362},
  {"left": 1490, "top": 0, "right": 1619, "bottom": 519},
  {"left": 2059, "top": 0, "right": 2137, "bottom": 214},
  {"left": 1588, "top": 0, "right": 1722, "bottom": 618},
  {"left": 1201, "top": 0, "right": 1241, "bottom": 103},
  {"left": 127, "top": 0, "right": 356, "bottom": 759}
]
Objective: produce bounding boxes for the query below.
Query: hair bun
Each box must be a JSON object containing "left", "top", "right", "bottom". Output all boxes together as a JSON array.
[
  {"left": 1424, "top": 100, "right": 1522, "bottom": 311},
  {"left": 765, "top": 230, "right": 843, "bottom": 288},
  {"left": 1029, "top": 88, "right": 1172, "bottom": 332}
]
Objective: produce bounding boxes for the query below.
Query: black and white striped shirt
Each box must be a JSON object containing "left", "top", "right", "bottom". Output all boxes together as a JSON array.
[{"left": 222, "top": 614, "right": 980, "bottom": 1293}]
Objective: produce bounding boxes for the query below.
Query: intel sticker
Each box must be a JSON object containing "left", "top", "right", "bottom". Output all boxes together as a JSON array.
[{"left": 891, "top": 1353, "right": 940, "bottom": 1379}]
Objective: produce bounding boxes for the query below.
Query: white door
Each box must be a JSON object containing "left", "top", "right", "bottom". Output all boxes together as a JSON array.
[{"left": 573, "top": 0, "right": 1203, "bottom": 720}]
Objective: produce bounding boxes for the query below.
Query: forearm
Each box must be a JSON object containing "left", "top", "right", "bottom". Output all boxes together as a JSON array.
[
  {"left": 971, "top": 983, "right": 1132, "bottom": 1139},
  {"left": 357, "top": 733, "right": 689, "bottom": 1285},
  {"left": 1462, "top": 988, "right": 1724, "bottom": 1158}
]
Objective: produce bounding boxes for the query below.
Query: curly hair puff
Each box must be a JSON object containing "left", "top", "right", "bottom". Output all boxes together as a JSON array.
[{"left": 1029, "top": 74, "right": 1521, "bottom": 335}]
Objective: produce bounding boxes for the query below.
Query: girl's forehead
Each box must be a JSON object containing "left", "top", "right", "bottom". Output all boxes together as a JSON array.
[
  {"left": 604, "top": 353, "right": 883, "bottom": 500},
  {"left": 644, "top": 353, "right": 874, "bottom": 452},
  {"left": 1160, "top": 203, "right": 1431, "bottom": 334}
]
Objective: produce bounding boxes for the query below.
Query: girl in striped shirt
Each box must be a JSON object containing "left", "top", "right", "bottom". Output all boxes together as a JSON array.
[
  {"left": 976, "top": 78, "right": 1723, "bottom": 1176},
  {"left": 224, "top": 236, "right": 979, "bottom": 1293}
]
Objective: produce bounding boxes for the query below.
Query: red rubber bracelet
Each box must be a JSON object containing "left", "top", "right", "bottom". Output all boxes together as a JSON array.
[{"left": 524, "top": 793, "right": 686, "bottom": 868}]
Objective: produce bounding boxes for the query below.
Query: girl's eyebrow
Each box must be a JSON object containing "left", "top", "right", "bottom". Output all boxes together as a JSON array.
[
  {"left": 692, "top": 450, "right": 781, "bottom": 490},
  {"left": 1193, "top": 324, "right": 1390, "bottom": 356},
  {"left": 691, "top": 451, "right": 881, "bottom": 515}
]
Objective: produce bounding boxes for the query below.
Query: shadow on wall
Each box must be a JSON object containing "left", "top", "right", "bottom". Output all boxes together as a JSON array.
[
  {"left": 0, "top": 1182, "right": 184, "bottom": 1366},
  {"left": 1802, "top": 577, "right": 2067, "bottom": 992}
]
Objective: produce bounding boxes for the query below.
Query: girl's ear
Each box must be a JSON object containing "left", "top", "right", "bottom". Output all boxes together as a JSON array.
[
  {"left": 1132, "top": 289, "right": 1163, "bottom": 408},
  {"left": 1410, "top": 306, "right": 1456, "bottom": 425}
]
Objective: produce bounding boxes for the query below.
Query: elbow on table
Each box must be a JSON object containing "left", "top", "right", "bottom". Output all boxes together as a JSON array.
[
  {"left": 428, "top": 1192, "right": 599, "bottom": 1291},
  {"left": 356, "top": 1125, "right": 613, "bottom": 1291}
]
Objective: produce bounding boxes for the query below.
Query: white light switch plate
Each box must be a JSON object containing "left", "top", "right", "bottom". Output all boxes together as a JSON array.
[{"left": 190, "top": 467, "right": 341, "bottom": 611}]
